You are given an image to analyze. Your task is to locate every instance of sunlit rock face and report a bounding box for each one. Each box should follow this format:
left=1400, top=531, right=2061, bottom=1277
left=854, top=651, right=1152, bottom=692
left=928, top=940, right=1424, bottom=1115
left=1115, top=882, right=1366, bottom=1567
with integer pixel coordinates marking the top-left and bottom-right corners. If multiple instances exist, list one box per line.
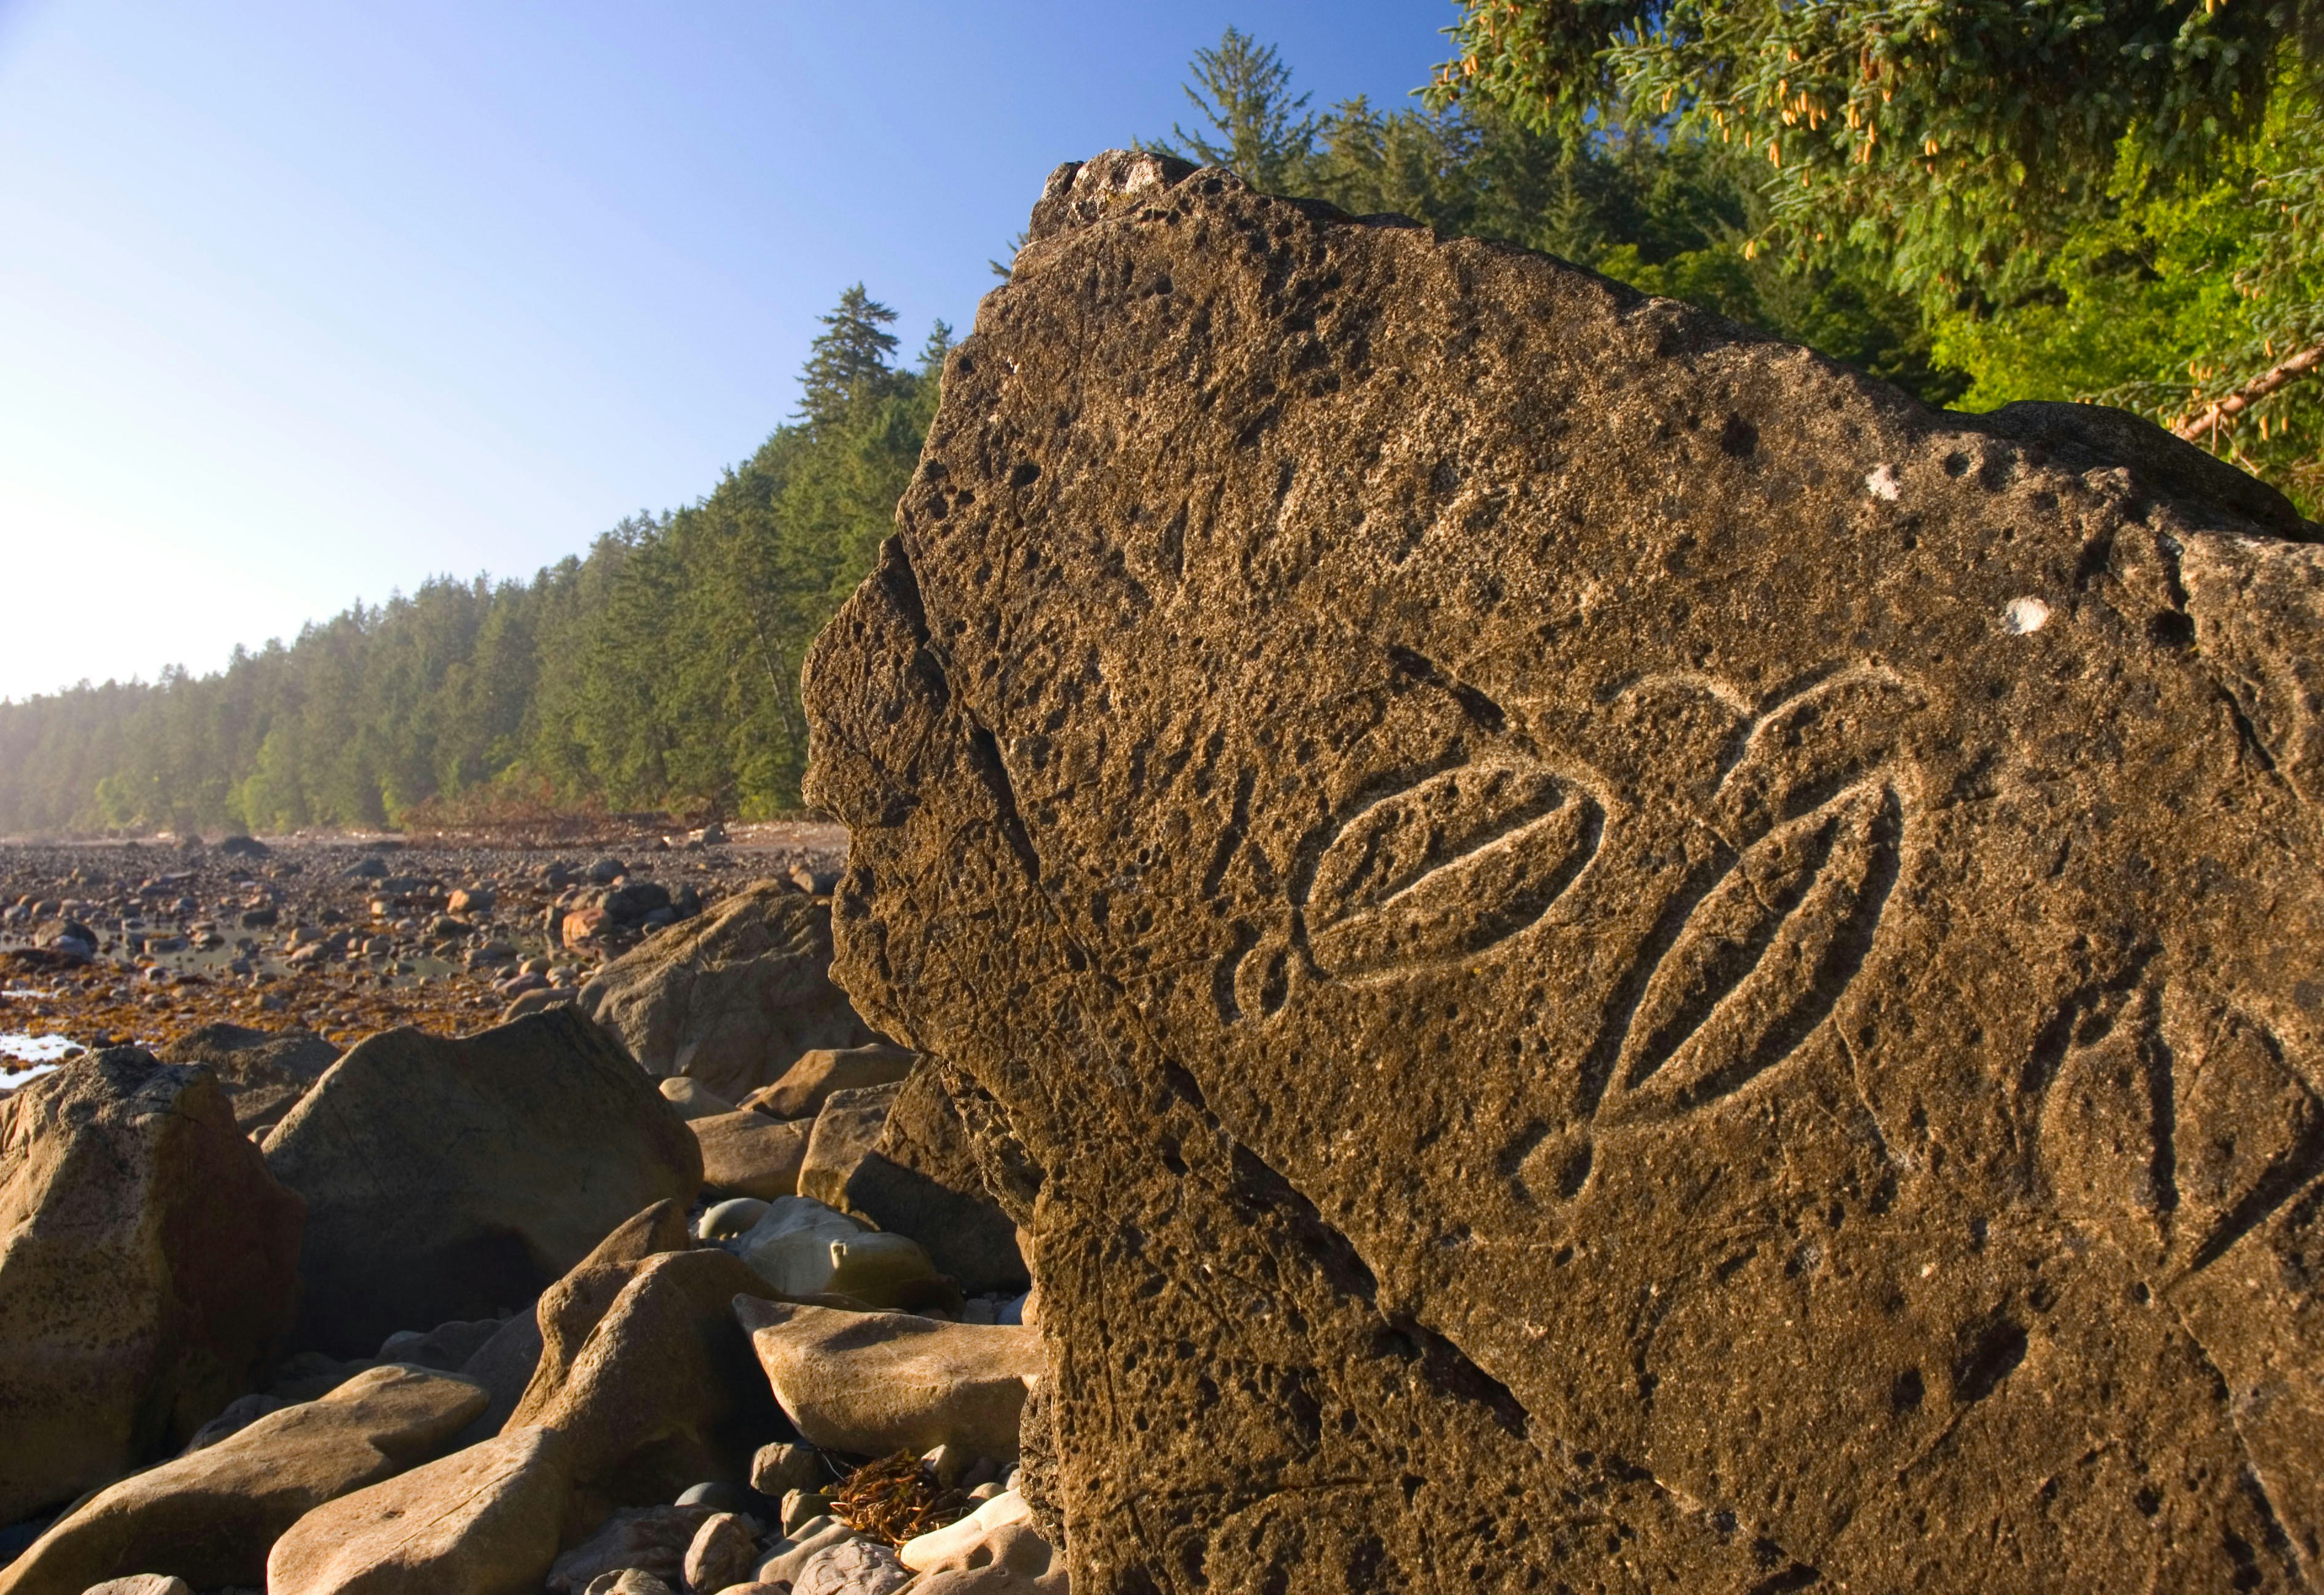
left=804, top=149, right=2324, bottom=1593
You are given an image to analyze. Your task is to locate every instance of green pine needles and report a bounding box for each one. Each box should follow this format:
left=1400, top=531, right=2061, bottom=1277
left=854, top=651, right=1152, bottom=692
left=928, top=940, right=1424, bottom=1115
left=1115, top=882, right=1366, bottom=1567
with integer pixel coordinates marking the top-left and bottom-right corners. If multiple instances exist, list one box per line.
left=1437, top=0, right=2323, bottom=505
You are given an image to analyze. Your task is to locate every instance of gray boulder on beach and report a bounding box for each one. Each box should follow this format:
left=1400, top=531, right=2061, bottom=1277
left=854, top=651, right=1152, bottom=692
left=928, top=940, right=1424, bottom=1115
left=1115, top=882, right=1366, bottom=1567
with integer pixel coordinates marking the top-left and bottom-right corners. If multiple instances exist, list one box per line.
left=262, top=1007, right=701, bottom=1358
left=576, top=882, right=879, bottom=1104
left=159, top=1023, right=339, bottom=1138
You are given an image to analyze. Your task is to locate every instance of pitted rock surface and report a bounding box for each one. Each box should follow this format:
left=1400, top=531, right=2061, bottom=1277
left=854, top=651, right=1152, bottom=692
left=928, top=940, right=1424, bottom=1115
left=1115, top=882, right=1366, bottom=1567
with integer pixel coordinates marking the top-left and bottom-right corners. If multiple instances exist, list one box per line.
left=802, top=151, right=2324, bottom=1592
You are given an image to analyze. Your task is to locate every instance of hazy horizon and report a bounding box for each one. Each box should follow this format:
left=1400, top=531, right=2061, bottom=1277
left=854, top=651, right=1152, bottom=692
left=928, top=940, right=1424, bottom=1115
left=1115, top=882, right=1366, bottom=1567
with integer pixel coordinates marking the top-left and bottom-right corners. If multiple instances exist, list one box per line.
left=0, top=0, right=1454, bottom=704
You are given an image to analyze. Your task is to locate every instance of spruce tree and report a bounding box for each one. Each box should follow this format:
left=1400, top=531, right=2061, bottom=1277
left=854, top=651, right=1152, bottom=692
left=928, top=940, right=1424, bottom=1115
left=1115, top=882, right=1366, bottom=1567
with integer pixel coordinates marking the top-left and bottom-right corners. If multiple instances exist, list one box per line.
left=796, top=284, right=902, bottom=431
left=1152, top=28, right=1322, bottom=195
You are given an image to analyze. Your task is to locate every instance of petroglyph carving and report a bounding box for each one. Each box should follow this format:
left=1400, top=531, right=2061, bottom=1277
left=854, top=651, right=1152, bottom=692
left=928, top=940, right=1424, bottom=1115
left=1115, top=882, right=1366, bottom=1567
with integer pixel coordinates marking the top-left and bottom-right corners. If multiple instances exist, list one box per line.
left=1219, top=669, right=1915, bottom=1139
left=1302, top=762, right=1604, bottom=981
left=2033, top=983, right=2324, bottom=1276
left=2175, top=1010, right=2324, bottom=1266
left=1554, top=669, right=1917, bottom=1153
left=800, top=157, right=2324, bottom=1588
left=1602, top=778, right=1902, bottom=1126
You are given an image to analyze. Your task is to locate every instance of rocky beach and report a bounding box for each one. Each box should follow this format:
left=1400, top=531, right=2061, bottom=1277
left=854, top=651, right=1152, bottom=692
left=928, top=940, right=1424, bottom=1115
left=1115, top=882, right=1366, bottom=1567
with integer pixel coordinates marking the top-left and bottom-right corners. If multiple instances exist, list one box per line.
left=0, top=824, right=845, bottom=1069
left=3, top=151, right=2322, bottom=1594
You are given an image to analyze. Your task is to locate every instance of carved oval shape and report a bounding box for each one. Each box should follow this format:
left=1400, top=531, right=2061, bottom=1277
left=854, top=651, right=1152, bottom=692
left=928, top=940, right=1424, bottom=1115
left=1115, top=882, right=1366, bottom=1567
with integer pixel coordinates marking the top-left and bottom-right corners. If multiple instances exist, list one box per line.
left=1713, top=668, right=1922, bottom=833
left=1603, top=780, right=1900, bottom=1124
left=2174, top=1009, right=2324, bottom=1273
left=1304, top=761, right=1602, bottom=981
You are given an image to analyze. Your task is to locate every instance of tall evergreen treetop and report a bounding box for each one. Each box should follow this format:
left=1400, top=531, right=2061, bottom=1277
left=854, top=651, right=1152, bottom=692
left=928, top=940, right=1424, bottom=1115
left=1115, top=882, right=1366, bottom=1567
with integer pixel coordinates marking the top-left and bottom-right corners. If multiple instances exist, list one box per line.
left=1433, top=0, right=2323, bottom=506
left=920, top=318, right=957, bottom=373
left=796, top=284, right=902, bottom=430
left=1153, top=27, right=1322, bottom=195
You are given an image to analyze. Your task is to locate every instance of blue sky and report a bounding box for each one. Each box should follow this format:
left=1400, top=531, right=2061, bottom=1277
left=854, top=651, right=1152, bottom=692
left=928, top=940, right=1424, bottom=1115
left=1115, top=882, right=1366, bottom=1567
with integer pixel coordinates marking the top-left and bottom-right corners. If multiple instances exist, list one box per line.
left=0, top=1, right=1456, bottom=701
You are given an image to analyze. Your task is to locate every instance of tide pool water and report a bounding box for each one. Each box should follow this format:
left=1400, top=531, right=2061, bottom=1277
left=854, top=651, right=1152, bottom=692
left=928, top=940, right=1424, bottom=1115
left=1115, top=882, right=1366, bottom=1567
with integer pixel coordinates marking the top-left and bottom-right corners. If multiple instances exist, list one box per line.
left=1, top=1022, right=76, bottom=1089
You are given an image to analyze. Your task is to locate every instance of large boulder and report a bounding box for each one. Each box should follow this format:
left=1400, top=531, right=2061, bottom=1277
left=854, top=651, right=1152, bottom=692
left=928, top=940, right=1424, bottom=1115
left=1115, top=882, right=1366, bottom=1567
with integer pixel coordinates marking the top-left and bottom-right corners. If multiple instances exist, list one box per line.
left=159, top=1024, right=339, bottom=1138
left=450, top=1199, right=694, bottom=1446
left=0, top=1364, right=485, bottom=1595
left=0, top=1050, right=303, bottom=1523
left=263, top=1007, right=701, bottom=1357
left=575, top=883, right=879, bottom=1103
left=799, top=150, right=2324, bottom=1591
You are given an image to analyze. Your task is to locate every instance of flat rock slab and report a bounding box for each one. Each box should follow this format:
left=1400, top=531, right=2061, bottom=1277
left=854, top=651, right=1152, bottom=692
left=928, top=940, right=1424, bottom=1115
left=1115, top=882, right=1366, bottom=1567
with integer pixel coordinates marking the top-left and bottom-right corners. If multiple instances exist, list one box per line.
left=265, top=1425, right=570, bottom=1595
left=801, top=151, right=2324, bottom=1591
left=693, top=1110, right=812, bottom=1202
left=745, top=1043, right=917, bottom=1121
left=736, top=1298, right=1039, bottom=1460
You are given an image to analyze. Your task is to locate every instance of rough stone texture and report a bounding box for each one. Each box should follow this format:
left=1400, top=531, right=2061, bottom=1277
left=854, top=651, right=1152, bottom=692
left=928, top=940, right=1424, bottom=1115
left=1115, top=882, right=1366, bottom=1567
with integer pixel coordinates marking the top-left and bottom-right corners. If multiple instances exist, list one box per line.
left=158, top=1024, right=340, bottom=1137
left=264, top=1424, right=570, bottom=1595
left=800, top=151, right=2324, bottom=1591
left=507, top=1248, right=788, bottom=1512
left=0, top=1050, right=304, bottom=1523
left=681, top=1511, right=762, bottom=1593
left=754, top=1519, right=857, bottom=1588
left=0, top=1365, right=485, bottom=1595
left=911, top=1522, right=1068, bottom=1595
left=789, top=1538, right=911, bottom=1595
left=750, top=1441, right=825, bottom=1498
left=582, top=1573, right=674, bottom=1595
left=263, top=1007, right=702, bottom=1357
left=576, top=883, right=879, bottom=1103
left=543, top=1505, right=714, bottom=1594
